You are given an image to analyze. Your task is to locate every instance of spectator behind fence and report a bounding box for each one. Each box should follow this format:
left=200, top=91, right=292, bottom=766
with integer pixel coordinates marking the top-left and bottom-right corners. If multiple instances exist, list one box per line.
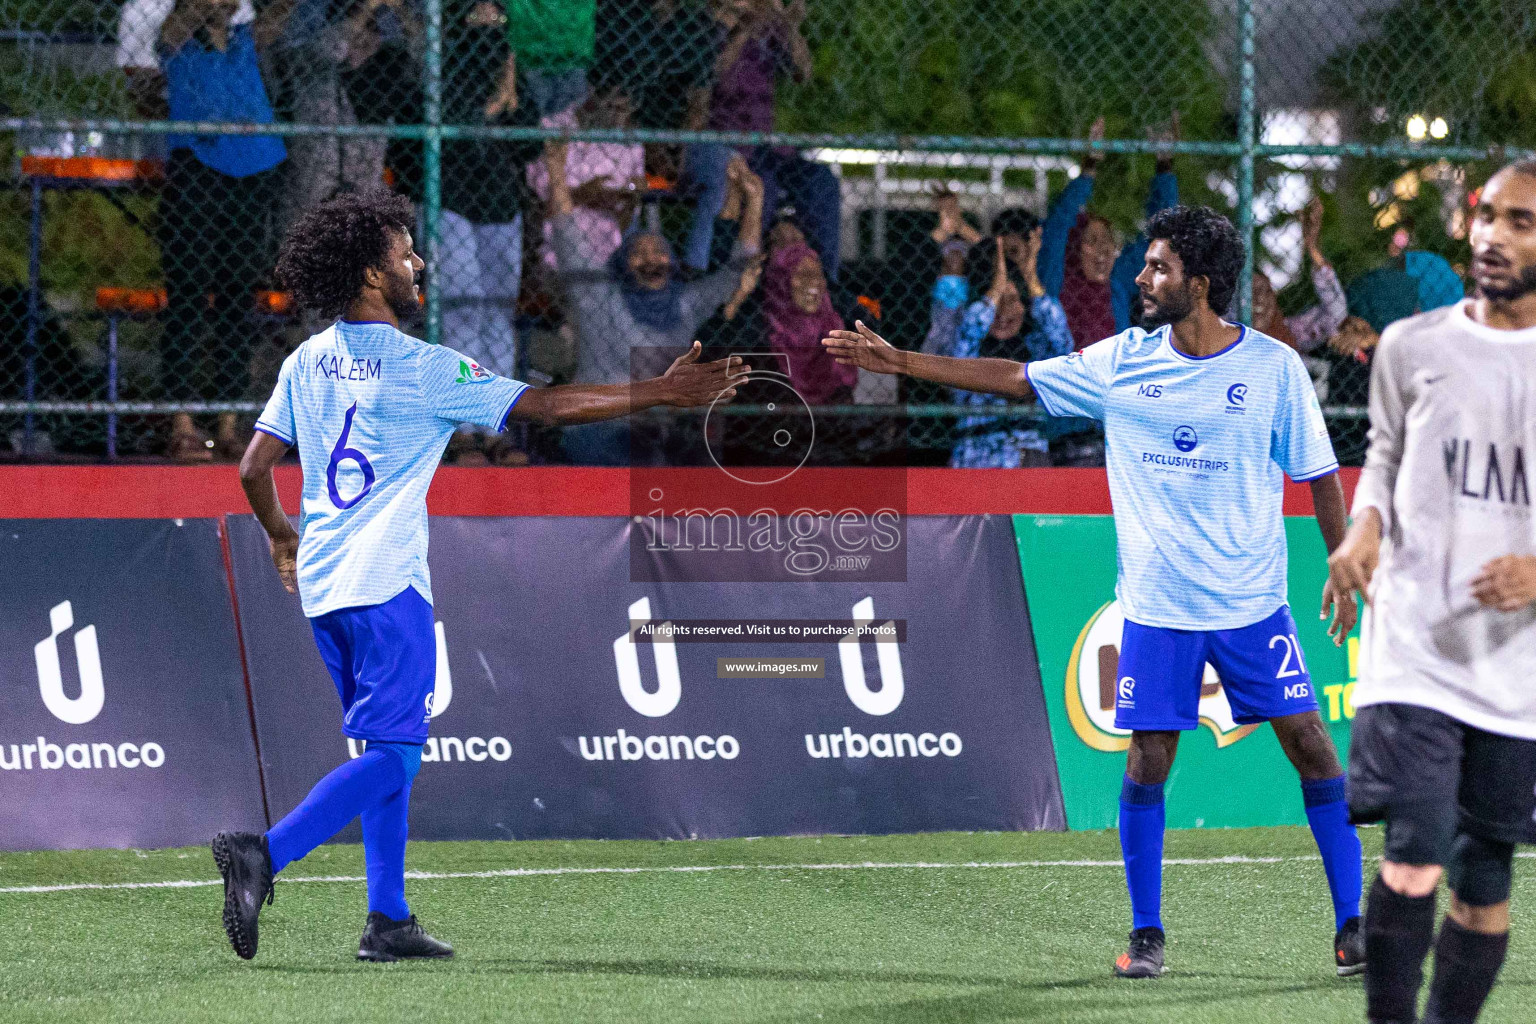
left=528, top=87, right=646, bottom=272
left=340, top=0, right=424, bottom=201
left=157, top=0, right=293, bottom=461
left=1246, top=197, right=1347, bottom=353
left=546, top=141, right=763, bottom=464
left=761, top=242, right=853, bottom=405
left=944, top=235, right=1073, bottom=468
left=679, top=0, right=840, bottom=280
left=1039, top=116, right=1116, bottom=349
left=592, top=0, right=717, bottom=178
left=1108, top=122, right=1182, bottom=332
left=119, top=0, right=255, bottom=118
left=920, top=188, right=982, bottom=355
left=499, top=0, right=594, bottom=121
left=440, top=0, right=543, bottom=385
left=274, top=0, right=387, bottom=228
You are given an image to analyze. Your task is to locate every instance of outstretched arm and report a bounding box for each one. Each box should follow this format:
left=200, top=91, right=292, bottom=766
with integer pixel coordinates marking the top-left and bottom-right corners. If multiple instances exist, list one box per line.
left=509, top=344, right=746, bottom=426
left=238, top=431, right=300, bottom=595
left=821, top=321, right=1034, bottom=400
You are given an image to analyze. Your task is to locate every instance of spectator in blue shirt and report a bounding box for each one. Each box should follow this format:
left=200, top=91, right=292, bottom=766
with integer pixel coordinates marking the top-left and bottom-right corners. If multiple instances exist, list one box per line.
left=157, top=0, right=294, bottom=460
left=941, top=235, right=1074, bottom=467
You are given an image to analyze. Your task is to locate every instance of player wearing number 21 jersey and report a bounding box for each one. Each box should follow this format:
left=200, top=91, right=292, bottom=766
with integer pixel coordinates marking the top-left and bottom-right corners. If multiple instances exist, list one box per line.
left=824, top=205, right=1366, bottom=981
left=210, top=189, right=746, bottom=963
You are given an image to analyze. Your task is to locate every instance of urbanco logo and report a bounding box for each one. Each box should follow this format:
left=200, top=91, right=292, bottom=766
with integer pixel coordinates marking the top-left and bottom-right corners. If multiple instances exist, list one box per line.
left=839, top=596, right=904, bottom=716
left=614, top=597, right=682, bottom=717
left=1, top=601, right=166, bottom=772
left=35, top=600, right=103, bottom=724
left=1064, top=600, right=1259, bottom=752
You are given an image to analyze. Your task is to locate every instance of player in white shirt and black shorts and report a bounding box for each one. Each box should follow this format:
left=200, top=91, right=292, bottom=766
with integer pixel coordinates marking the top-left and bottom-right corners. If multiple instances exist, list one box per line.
left=1328, top=160, right=1536, bottom=1024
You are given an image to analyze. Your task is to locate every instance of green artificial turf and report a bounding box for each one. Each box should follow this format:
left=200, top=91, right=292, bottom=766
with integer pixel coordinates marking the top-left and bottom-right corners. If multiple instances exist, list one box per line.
left=2, top=827, right=1532, bottom=1023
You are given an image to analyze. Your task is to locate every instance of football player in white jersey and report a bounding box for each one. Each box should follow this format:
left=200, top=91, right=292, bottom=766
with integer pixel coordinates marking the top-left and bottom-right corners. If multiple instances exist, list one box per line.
left=212, top=189, right=743, bottom=962
left=824, top=205, right=1365, bottom=979
left=1328, top=161, right=1536, bottom=1024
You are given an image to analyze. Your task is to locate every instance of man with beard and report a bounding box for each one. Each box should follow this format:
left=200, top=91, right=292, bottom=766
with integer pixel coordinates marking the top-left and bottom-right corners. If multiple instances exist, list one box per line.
left=210, top=189, right=743, bottom=962
left=823, top=205, right=1365, bottom=980
left=1327, top=162, right=1536, bottom=1024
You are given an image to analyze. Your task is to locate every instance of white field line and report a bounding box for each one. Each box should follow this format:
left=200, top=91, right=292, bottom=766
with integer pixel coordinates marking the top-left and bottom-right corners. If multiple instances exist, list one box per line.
left=6, top=851, right=1532, bottom=896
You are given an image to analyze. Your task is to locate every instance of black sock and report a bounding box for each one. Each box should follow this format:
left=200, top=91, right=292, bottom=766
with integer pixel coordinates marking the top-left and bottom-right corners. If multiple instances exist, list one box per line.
left=1422, top=917, right=1508, bottom=1024
left=1365, top=875, right=1438, bottom=1024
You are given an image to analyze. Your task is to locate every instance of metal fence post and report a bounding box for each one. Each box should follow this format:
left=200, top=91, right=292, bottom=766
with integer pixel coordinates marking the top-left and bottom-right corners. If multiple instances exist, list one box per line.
left=423, top=0, right=444, bottom=347
left=1236, top=0, right=1256, bottom=324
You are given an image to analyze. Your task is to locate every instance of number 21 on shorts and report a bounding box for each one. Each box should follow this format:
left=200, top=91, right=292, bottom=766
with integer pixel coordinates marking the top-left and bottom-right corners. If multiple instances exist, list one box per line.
left=1270, top=632, right=1308, bottom=679
left=328, top=402, right=376, bottom=509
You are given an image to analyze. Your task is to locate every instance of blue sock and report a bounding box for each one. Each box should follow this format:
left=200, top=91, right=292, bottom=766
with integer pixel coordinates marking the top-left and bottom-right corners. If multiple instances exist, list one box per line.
left=1302, top=775, right=1363, bottom=931
left=266, top=746, right=409, bottom=873
left=360, top=742, right=421, bottom=920
left=362, top=781, right=413, bottom=920
left=1119, top=776, right=1166, bottom=932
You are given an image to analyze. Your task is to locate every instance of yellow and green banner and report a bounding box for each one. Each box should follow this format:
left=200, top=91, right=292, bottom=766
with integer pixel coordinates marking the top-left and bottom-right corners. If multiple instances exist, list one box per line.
left=1014, top=514, right=1359, bottom=830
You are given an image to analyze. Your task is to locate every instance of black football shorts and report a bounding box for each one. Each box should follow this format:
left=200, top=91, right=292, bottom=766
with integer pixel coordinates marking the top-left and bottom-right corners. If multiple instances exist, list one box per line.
left=1347, top=701, right=1536, bottom=866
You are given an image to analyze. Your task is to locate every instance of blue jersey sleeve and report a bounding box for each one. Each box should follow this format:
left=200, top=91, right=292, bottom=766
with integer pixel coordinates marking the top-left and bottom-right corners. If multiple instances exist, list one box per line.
left=1025, top=334, right=1117, bottom=420
left=255, top=349, right=298, bottom=445
left=1271, top=351, right=1338, bottom=481
left=416, top=344, right=531, bottom=431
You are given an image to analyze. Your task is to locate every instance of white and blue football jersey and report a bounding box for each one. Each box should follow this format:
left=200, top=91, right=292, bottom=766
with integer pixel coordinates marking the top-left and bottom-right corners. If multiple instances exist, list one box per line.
left=1027, top=324, right=1337, bottom=630
left=256, top=320, right=529, bottom=617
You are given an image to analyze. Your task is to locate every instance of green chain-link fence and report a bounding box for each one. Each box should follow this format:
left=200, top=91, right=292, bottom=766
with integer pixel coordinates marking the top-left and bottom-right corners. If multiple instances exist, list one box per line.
left=1, top=0, right=1532, bottom=465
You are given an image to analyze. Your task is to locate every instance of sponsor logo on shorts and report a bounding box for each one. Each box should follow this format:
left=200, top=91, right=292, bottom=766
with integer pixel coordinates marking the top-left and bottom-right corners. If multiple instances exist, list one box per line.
left=1116, top=675, right=1135, bottom=708
left=1062, top=600, right=1261, bottom=752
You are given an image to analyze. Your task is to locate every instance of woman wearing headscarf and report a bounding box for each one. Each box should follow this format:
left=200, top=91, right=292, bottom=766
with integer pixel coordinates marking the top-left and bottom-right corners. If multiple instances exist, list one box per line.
left=760, top=242, right=854, bottom=405
left=943, top=234, right=1074, bottom=467
left=545, top=142, right=763, bottom=464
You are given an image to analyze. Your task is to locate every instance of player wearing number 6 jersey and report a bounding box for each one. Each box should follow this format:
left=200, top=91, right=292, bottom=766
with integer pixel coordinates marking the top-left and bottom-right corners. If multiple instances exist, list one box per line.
left=825, top=205, right=1365, bottom=980
left=212, top=189, right=744, bottom=962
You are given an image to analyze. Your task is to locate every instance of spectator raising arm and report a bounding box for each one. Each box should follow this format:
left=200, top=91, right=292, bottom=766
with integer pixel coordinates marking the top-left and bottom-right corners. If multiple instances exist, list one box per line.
left=680, top=160, right=766, bottom=322
left=1111, top=113, right=1181, bottom=331
left=1287, top=197, right=1349, bottom=352
left=1038, top=115, right=1104, bottom=297
left=774, top=0, right=813, bottom=83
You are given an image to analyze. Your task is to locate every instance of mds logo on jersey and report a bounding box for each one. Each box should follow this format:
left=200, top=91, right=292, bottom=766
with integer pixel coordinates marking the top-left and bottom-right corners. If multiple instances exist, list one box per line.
left=1063, top=600, right=1260, bottom=752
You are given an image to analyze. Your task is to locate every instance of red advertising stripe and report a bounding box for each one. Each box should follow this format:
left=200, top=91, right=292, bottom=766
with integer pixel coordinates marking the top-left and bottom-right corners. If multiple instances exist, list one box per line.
left=0, top=465, right=1356, bottom=518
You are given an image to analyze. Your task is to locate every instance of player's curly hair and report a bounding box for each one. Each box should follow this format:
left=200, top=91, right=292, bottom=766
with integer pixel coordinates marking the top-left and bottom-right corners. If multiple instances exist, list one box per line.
left=1144, top=205, right=1246, bottom=314
left=275, top=189, right=416, bottom=316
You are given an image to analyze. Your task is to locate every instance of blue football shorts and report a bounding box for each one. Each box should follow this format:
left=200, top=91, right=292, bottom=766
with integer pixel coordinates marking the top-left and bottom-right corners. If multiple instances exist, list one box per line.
left=309, top=585, right=436, bottom=744
left=1113, top=604, right=1320, bottom=732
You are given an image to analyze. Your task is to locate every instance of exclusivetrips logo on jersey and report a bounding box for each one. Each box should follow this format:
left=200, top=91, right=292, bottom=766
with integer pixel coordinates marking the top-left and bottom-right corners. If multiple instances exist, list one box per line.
left=1063, top=600, right=1259, bottom=752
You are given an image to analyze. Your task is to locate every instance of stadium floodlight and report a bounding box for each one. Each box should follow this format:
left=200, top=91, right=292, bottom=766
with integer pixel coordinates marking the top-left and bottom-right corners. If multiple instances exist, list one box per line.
left=1405, top=115, right=1429, bottom=141
left=1429, top=117, right=1449, bottom=140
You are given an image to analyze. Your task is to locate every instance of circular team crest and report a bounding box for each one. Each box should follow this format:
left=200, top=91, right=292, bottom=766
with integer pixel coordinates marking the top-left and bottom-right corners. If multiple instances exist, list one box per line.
left=1064, top=601, right=1261, bottom=752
